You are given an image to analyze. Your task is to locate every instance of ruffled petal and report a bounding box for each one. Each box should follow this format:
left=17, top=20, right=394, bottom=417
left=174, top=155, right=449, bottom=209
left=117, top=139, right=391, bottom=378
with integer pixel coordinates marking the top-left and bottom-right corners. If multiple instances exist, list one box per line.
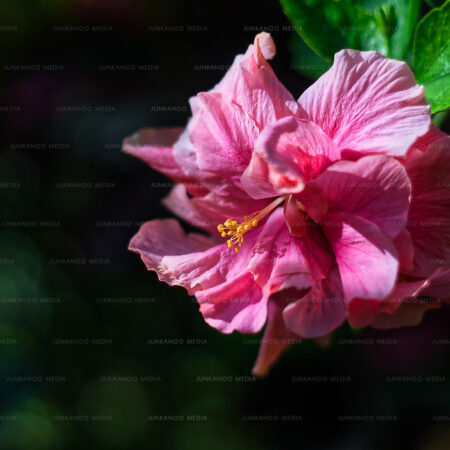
left=241, top=117, right=338, bottom=199
left=196, top=272, right=266, bottom=334
left=354, top=278, right=440, bottom=330
left=405, top=137, right=450, bottom=277
left=371, top=299, right=440, bottom=329
left=283, top=267, right=346, bottom=338
left=248, top=208, right=334, bottom=296
left=298, top=50, right=430, bottom=157
left=171, top=126, right=219, bottom=196
left=129, top=219, right=222, bottom=294
left=337, top=275, right=426, bottom=329
left=211, top=32, right=299, bottom=128
left=252, top=300, right=300, bottom=378
left=188, top=92, right=259, bottom=177
left=248, top=208, right=313, bottom=294
left=240, top=152, right=302, bottom=199
left=322, top=212, right=398, bottom=301
left=315, top=155, right=411, bottom=239
left=123, top=127, right=188, bottom=181
left=378, top=279, right=431, bottom=315
left=162, top=184, right=268, bottom=234
left=370, top=269, right=449, bottom=330
left=129, top=219, right=267, bottom=334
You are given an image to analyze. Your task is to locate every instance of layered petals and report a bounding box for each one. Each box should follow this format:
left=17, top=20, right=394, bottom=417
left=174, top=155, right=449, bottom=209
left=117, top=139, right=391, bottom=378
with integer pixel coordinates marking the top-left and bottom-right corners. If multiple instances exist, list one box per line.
left=283, top=267, right=346, bottom=338
left=241, top=117, right=339, bottom=199
left=188, top=92, right=259, bottom=177
left=298, top=49, right=430, bottom=157
left=129, top=219, right=267, bottom=334
left=240, top=152, right=300, bottom=199
left=371, top=299, right=441, bottom=329
left=129, top=219, right=221, bottom=294
left=349, top=278, right=439, bottom=329
left=323, top=213, right=398, bottom=301
left=404, top=137, right=450, bottom=277
left=162, top=184, right=268, bottom=234
left=126, top=33, right=450, bottom=376
left=315, top=155, right=411, bottom=239
left=211, top=32, right=299, bottom=127
left=248, top=208, right=313, bottom=295
left=249, top=208, right=334, bottom=293
left=196, top=272, right=266, bottom=334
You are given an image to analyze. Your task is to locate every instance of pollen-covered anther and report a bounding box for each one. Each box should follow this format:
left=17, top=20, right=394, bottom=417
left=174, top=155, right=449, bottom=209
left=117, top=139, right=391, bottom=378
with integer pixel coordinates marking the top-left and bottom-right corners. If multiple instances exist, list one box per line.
left=217, top=196, right=286, bottom=252
left=218, top=215, right=258, bottom=252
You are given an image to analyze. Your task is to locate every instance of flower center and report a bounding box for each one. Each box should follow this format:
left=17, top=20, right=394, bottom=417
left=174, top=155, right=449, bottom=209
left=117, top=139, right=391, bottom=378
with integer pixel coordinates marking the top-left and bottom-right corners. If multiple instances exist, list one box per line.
left=217, top=196, right=286, bottom=251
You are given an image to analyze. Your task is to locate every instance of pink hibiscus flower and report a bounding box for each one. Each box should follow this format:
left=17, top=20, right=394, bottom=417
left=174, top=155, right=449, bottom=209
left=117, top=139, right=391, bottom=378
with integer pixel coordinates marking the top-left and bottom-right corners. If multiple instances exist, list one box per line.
left=124, top=33, right=450, bottom=376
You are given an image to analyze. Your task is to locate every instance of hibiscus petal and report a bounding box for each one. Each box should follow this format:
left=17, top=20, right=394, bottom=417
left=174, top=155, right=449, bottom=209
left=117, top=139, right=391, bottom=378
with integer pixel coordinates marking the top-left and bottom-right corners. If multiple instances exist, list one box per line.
left=252, top=300, right=300, bottom=378
left=323, top=212, right=398, bottom=301
left=371, top=299, right=441, bottom=329
left=188, top=92, right=259, bottom=177
left=283, top=195, right=307, bottom=238
left=283, top=268, right=346, bottom=338
left=378, top=279, right=431, bottom=315
left=419, top=268, right=450, bottom=299
left=405, top=137, right=450, bottom=277
left=294, top=182, right=328, bottom=223
left=393, top=229, right=414, bottom=271
left=315, top=155, right=411, bottom=239
left=129, top=219, right=221, bottom=294
left=211, top=32, right=299, bottom=127
left=298, top=49, right=430, bottom=157
left=258, top=116, right=338, bottom=181
left=346, top=298, right=382, bottom=329
left=212, top=32, right=274, bottom=94
left=171, top=125, right=204, bottom=180
left=130, top=219, right=267, bottom=334
left=241, top=117, right=338, bottom=199
left=353, top=277, right=440, bottom=329
left=248, top=208, right=333, bottom=296
left=248, top=208, right=312, bottom=292
left=123, top=127, right=188, bottom=181
left=129, top=218, right=258, bottom=294
left=196, top=272, right=266, bottom=334
left=162, top=184, right=268, bottom=234
left=241, top=153, right=303, bottom=199
left=412, top=124, right=447, bottom=153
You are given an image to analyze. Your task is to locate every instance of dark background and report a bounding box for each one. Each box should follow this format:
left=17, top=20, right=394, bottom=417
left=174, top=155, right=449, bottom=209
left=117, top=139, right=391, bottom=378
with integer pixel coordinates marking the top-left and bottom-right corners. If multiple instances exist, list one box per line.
left=1, top=0, right=450, bottom=449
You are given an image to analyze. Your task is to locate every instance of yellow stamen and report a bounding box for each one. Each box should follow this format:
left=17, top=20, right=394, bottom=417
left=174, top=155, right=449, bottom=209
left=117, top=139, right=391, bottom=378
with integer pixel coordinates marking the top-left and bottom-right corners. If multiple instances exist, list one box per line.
left=217, top=196, right=286, bottom=251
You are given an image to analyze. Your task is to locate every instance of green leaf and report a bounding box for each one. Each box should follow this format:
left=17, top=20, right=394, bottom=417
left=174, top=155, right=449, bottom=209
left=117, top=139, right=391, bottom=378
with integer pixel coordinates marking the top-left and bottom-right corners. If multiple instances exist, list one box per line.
left=288, top=33, right=331, bottom=79
left=280, top=0, right=385, bottom=62
left=360, top=0, right=421, bottom=60
left=280, top=0, right=421, bottom=62
left=425, top=0, right=446, bottom=8
left=413, top=0, right=450, bottom=113
left=432, top=109, right=449, bottom=127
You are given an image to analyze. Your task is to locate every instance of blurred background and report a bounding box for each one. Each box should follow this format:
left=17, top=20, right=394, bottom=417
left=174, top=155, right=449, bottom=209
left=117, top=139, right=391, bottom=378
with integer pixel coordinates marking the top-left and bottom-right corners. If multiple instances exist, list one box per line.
left=1, top=0, right=450, bottom=449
